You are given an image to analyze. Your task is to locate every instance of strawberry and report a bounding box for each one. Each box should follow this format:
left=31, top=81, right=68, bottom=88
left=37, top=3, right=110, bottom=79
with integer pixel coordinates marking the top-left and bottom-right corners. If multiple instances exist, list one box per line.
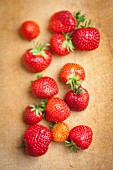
left=72, top=27, right=100, bottom=51
left=22, top=43, right=52, bottom=72
left=72, top=16, right=100, bottom=51
left=31, top=76, right=59, bottom=99
left=65, top=125, right=93, bottom=151
left=49, top=10, right=76, bottom=33
left=24, top=101, right=46, bottom=125
left=23, top=124, right=52, bottom=156
left=20, top=21, right=40, bottom=40
left=46, top=97, right=70, bottom=122
left=50, top=33, right=74, bottom=56
left=60, top=63, right=85, bottom=90
left=51, top=122, right=69, bottom=142
left=65, top=86, right=89, bottom=111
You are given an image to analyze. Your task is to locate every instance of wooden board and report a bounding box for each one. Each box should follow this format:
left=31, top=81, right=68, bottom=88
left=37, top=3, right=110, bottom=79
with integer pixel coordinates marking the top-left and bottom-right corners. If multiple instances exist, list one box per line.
left=0, top=0, right=113, bottom=170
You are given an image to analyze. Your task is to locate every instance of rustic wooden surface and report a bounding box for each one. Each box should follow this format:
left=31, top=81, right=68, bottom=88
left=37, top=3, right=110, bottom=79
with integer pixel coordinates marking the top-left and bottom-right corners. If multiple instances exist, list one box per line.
left=0, top=0, right=113, bottom=170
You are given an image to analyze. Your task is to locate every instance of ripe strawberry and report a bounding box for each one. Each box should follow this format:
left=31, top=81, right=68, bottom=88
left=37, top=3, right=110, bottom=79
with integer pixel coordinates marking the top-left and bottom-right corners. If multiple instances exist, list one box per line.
left=22, top=44, right=52, bottom=72
left=50, top=33, right=74, bottom=56
left=60, top=63, right=85, bottom=90
left=46, top=97, right=70, bottom=122
left=65, top=86, right=89, bottom=111
left=20, top=21, right=40, bottom=40
left=51, top=122, right=69, bottom=142
left=24, top=101, right=46, bottom=125
left=31, top=76, right=59, bottom=99
left=24, top=124, right=52, bottom=156
left=65, top=125, right=93, bottom=151
left=49, top=10, right=76, bottom=33
left=72, top=25, right=100, bottom=51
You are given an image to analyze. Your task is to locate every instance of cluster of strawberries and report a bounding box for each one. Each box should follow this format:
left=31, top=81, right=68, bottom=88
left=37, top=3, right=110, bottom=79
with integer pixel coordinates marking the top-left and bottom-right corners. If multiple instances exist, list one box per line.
left=20, top=10, right=100, bottom=157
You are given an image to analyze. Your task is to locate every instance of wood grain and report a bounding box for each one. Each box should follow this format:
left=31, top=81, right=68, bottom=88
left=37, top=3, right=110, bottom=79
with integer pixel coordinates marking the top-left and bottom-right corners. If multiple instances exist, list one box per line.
left=0, top=0, right=113, bottom=170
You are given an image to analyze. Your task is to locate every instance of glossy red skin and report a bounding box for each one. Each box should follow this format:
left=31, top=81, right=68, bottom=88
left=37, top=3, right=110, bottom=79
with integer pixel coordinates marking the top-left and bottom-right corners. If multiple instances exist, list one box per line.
left=72, top=27, right=100, bottom=51
left=65, top=88, right=89, bottom=111
left=69, top=125, right=93, bottom=150
left=24, top=124, right=52, bottom=156
left=50, top=34, right=70, bottom=56
left=49, top=10, right=76, bottom=33
left=20, top=21, right=40, bottom=40
left=24, top=106, right=43, bottom=125
left=60, top=63, right=85, bottom=83
left=46, top=97, right=71, bottom=122
left=31, top=77, right=59, bottom=99
left=22, top=49, right=52, bottom=72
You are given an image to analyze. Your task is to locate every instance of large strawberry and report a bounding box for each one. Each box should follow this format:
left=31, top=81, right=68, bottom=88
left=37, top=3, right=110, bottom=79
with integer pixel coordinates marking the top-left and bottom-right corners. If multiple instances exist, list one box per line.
left=50, top=33, right=74, bottom=56
left=46, top=97, right=70, bottom=122
left=72, top=19, right=100, bottom=51
left=51, top=122, right=69, bottom=142
left=22, top=44, right=52, bottom=72
left=60, top=63, right=85, bottom=90
left=49, top=10, right=76, bottom=33
left=24, top=101, right=46, bottom=125
left=65, top=86, right=89, bottom=111
left=31, top=76, right=59, bottom=99
left=65, top=125, right=93, bottom=151
left=20, top=20, right=40, bottom=40
left=23, top=124, right=52, bottom=156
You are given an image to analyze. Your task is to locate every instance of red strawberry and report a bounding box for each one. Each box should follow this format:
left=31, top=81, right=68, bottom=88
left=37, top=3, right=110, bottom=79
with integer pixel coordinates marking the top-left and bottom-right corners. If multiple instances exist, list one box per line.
left=46, top=97, right=70, bottom=122
left=49, top=10, right=76, bottom=33
left=24, top=124, right=52, bottom=156
left=50, top=33, right=74, bottom=56
left=20, top=21, right=40, bottom=40
left=31, top=76, right=59, bottom=99
left=24, top=102, right=46, bottom=125
left=22, top=44, right=52, bottom=72
left=60, top=63, right=85, bottom=90
left=72, top=27, right=100, bottom=51
left=65, top=87, right=89, bottom=111
left=65, top=125, right=93, bottom=151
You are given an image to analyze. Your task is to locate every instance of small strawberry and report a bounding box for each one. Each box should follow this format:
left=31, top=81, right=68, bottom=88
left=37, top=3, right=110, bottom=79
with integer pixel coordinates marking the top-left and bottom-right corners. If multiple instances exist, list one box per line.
left=31, top=76, right=59, bottom=99
left=20, top=21, right=40, bottom=40
left=65, top=86, right=89, bottom=111
left=51, top=122, right=69, bottom=142
left=22, top=43, right=52, bottom=72
left=23, top=124, right=52, bottom=156
left=65, top=125, right=93, bottom=151
left=49, top=10, right=76, bottom=33
left=46, top=97, right=70, bottom=122
left=24, top=101, right=46, bottom=125
left=60, top=63, right=85, bottom=90
left=50, top=33, right=74, bottom=56
left=72, top=18, right=100, bottom=51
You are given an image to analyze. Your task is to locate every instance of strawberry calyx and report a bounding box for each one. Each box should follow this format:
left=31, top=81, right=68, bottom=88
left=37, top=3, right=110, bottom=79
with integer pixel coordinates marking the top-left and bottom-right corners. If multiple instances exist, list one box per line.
left=80, top=19, right=92, bottom=28
left=30, top=101, right=47, bottom=116
left=66, top=75, right=83, bottom=92
left=74, top=11, right=92, bottom=29
left=30, top=43, right=50, bottom=58
left=62, top=33, right=75, bottom=51
left=74, top=11, right=85, bottom=28
left=65, top=140, right=82, bottom=152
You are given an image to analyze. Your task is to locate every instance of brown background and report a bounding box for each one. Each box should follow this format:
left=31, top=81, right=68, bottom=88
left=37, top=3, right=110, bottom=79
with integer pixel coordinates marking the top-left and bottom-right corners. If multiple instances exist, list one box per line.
left=0, top=0, right=113, bottom=170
